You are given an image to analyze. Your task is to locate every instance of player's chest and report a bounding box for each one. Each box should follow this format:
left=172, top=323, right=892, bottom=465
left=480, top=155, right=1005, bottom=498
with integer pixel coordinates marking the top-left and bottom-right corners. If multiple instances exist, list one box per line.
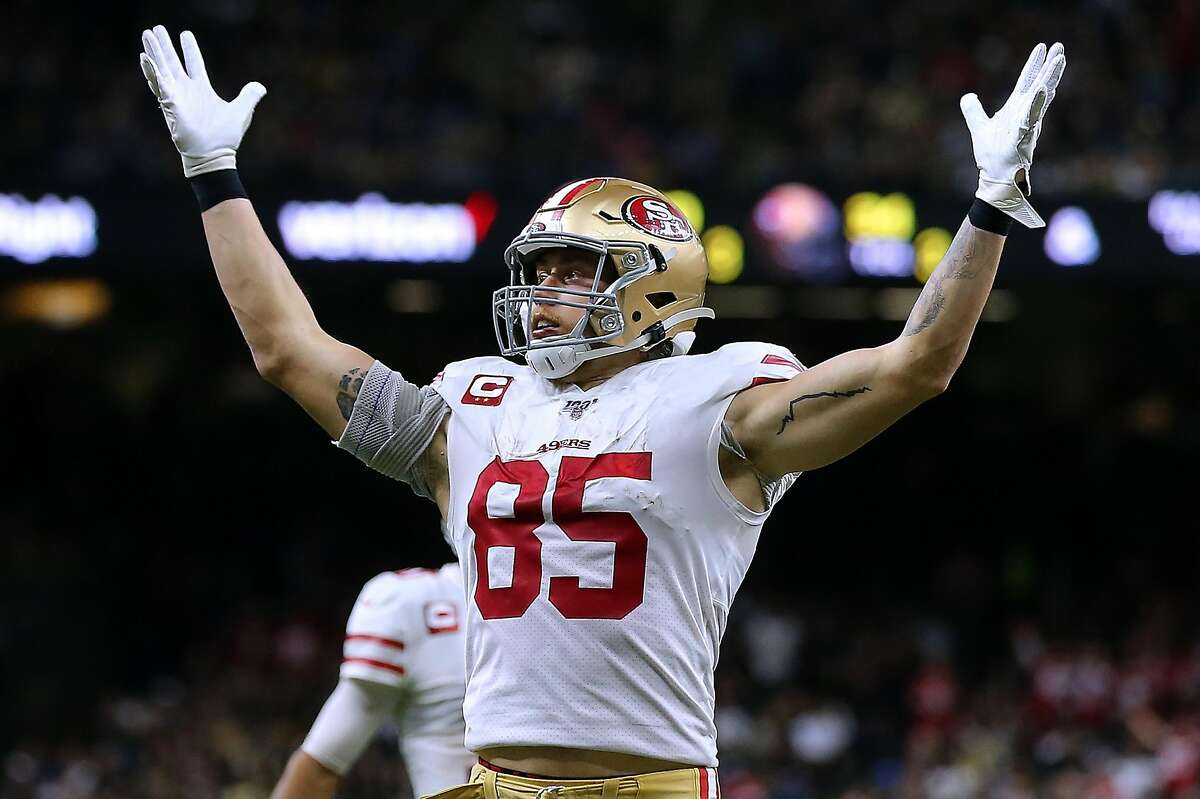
left=469, top=388, right=659, bottom=461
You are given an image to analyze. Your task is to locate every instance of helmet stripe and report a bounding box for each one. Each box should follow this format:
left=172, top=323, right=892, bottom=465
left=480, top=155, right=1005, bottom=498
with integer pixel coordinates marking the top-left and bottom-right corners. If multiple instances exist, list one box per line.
left=550, top=178, right=605, bottom=220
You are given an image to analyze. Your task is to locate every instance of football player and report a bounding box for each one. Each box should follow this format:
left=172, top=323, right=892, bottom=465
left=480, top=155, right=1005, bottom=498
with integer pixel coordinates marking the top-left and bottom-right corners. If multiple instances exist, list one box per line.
left=140, top=25, right=1065, bottom=799
left=271, top=564, right=473, bottom=799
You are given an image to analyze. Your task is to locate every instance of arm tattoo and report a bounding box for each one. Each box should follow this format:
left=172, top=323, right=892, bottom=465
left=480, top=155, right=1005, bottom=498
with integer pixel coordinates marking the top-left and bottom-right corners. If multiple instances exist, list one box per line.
left=904, top=276, right=946, bottom=337
left=903, top=228, right=980, bottom=337
left=337, top=367, right=366, bottom=421
left=777, top=386, right=872, bottom=435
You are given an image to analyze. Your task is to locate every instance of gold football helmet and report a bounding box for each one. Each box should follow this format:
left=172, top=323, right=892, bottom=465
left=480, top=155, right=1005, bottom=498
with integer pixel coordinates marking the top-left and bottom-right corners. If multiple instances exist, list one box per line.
left=494, top=177, right=715, bottom=378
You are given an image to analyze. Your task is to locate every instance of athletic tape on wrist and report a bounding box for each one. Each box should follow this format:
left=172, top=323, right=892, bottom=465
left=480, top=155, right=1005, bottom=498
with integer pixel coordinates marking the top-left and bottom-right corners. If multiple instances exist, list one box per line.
left=190, top=169, right=248, bottom=212
left=968, top=198, right=1013, bottom=236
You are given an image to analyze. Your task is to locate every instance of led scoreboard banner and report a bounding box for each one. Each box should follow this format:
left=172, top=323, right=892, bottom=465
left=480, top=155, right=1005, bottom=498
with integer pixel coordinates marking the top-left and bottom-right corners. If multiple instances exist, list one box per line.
left=1, top=183, right=1198, bottom=285
left=747, top=183, right=1200, bottom=285
left=0, top=194, right=97, bottom=264
left=277, top=192, right=498, bottom=263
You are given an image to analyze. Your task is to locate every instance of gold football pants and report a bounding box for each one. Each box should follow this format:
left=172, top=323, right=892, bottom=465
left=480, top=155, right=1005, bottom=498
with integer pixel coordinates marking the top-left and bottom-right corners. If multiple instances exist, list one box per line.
left=423, top=761, right=720, bottom=799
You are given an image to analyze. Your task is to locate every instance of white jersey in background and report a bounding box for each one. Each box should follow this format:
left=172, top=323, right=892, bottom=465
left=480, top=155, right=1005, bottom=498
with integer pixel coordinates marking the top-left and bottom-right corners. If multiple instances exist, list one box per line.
left=302, top=564, right=474, bottom=797
left=428, top=342, right=804, bottom=766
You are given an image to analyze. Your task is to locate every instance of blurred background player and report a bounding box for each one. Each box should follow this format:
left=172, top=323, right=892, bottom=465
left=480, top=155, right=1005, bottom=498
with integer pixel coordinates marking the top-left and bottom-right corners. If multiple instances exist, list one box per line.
left=137, top=22, right=1065, bottom=793
left=271, top=564, right=473, bottom=799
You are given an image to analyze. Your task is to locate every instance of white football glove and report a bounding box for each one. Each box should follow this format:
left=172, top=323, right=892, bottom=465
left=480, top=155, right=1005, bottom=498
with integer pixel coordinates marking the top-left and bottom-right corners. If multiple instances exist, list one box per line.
left=139, top=25, right=266, bottom=177
left=960, top=42, right=1066, bottom=228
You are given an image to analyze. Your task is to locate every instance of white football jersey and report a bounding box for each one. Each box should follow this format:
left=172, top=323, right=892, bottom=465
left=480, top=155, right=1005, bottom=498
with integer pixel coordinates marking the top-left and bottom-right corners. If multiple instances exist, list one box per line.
left=429, top=342, right=804, bottom=766
left=342, top=564, right=475, bottom=797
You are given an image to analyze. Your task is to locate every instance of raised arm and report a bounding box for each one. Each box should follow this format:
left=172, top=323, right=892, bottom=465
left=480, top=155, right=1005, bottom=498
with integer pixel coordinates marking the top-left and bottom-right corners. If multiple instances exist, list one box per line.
left=139, top=25, right=372, bottom=438
left=197, top=197, right=373, bottom=437
left=728, top=42, right=1066, bottom=478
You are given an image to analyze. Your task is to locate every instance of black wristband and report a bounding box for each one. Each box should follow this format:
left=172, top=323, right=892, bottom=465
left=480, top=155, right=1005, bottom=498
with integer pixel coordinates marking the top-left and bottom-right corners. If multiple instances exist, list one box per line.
left=968, top=198, right=1013, bottom=236
left=190, top=169, right=248, bottom=212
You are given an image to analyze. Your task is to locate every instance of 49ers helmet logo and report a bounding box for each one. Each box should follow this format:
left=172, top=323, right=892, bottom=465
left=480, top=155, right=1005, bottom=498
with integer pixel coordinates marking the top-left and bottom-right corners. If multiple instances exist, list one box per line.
left=621, top=196, right=694, bottom=242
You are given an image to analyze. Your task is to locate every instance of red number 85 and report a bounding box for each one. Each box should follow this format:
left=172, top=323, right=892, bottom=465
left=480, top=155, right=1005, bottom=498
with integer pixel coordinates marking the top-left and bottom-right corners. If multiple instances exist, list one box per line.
left=467, top=453, right=651, bottom=620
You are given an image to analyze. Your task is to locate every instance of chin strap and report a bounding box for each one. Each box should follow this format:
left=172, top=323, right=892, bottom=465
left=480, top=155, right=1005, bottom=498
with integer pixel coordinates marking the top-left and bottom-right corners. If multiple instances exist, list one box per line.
left=525, top=307, right=715, bottom=379
left=644, top=307, right=713, bottom=351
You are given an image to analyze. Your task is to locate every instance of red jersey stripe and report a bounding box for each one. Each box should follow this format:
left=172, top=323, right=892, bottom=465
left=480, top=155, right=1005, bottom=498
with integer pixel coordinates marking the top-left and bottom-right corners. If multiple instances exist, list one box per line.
left=761, top=354, right=803, bottom=371
left=345, top=633, right=405, bottom=650
left=343, top=656, right=406, bottom=675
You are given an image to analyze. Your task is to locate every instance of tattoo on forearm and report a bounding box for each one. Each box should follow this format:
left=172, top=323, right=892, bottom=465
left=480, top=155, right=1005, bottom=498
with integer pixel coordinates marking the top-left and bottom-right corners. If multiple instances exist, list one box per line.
left=903, top=228, right=980, bottom=337
left=904, top=276, right=946, bottom=336
left=337, top=367, right=366, bottom=421
left=777, top=386, right=872, bottom=435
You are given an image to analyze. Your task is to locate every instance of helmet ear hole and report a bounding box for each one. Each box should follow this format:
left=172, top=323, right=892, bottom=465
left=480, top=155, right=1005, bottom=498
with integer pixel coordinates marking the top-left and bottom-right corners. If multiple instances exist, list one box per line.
left=632, top=310, right=642, bottom=322
left=646, top=291, right=677, bottom=309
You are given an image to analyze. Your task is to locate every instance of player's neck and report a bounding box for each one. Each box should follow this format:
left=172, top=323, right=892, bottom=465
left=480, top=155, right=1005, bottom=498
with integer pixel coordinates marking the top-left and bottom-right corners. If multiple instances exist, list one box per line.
left=558, top=349, right=649, bottom=391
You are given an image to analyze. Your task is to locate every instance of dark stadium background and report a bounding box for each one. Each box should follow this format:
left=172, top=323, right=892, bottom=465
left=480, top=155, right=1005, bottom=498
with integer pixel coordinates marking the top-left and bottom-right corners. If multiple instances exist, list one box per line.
left=3, top=1, right=1199, bottom=797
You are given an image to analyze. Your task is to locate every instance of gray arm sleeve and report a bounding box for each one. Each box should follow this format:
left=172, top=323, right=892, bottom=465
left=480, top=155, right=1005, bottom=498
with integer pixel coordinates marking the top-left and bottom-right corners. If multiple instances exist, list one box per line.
left=336, top=361, right=449, bottom=500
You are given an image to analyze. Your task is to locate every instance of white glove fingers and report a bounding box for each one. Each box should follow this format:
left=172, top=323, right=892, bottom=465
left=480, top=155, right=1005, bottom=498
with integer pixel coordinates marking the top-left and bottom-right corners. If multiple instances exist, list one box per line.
left=970, top=43, right=1063, bottom=228
left=233, top=81, right=268, bottom=117
left=1032, top=44, right=1065, bottom=92
left=1030, top=53, right=1066, bottom=134
left=139, top=53, right=163, bottom=98
left=1041, top=53, right=1067, bottom=97
left=141, top=29, right=175, bottom=91
left=152, top=25, right=187, bottom=81
left=1014, top=42, right=1047, bottom=95
left=179, top=31, right=209, bottom=84
left=139, top=24, right=261, bottom=177
left=959, top=92, right=989, bottom=138
left=1045, top=42, right=1065, bottom=67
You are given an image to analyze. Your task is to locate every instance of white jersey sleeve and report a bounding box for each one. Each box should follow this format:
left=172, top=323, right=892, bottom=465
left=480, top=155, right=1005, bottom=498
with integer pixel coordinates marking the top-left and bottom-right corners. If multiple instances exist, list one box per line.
left=301, top=678, right=400, bottom=776
left=341, top=571, right=420, bottom=687
left=701, top=342, right=807, bottom=516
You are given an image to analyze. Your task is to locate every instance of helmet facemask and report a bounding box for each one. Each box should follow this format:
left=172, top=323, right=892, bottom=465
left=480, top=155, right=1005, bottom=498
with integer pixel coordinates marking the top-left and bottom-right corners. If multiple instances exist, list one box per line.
left=493, top=233, right=666, bottom=378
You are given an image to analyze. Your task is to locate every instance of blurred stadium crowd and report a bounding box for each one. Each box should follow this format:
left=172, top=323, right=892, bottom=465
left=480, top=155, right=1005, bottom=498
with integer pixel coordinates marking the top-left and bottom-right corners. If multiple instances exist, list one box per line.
left=8, top=560, right=1200, bottom=799
left=3, top=299, right=1197, bottom=798
left=6, top=0, right=1199, bottom=196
